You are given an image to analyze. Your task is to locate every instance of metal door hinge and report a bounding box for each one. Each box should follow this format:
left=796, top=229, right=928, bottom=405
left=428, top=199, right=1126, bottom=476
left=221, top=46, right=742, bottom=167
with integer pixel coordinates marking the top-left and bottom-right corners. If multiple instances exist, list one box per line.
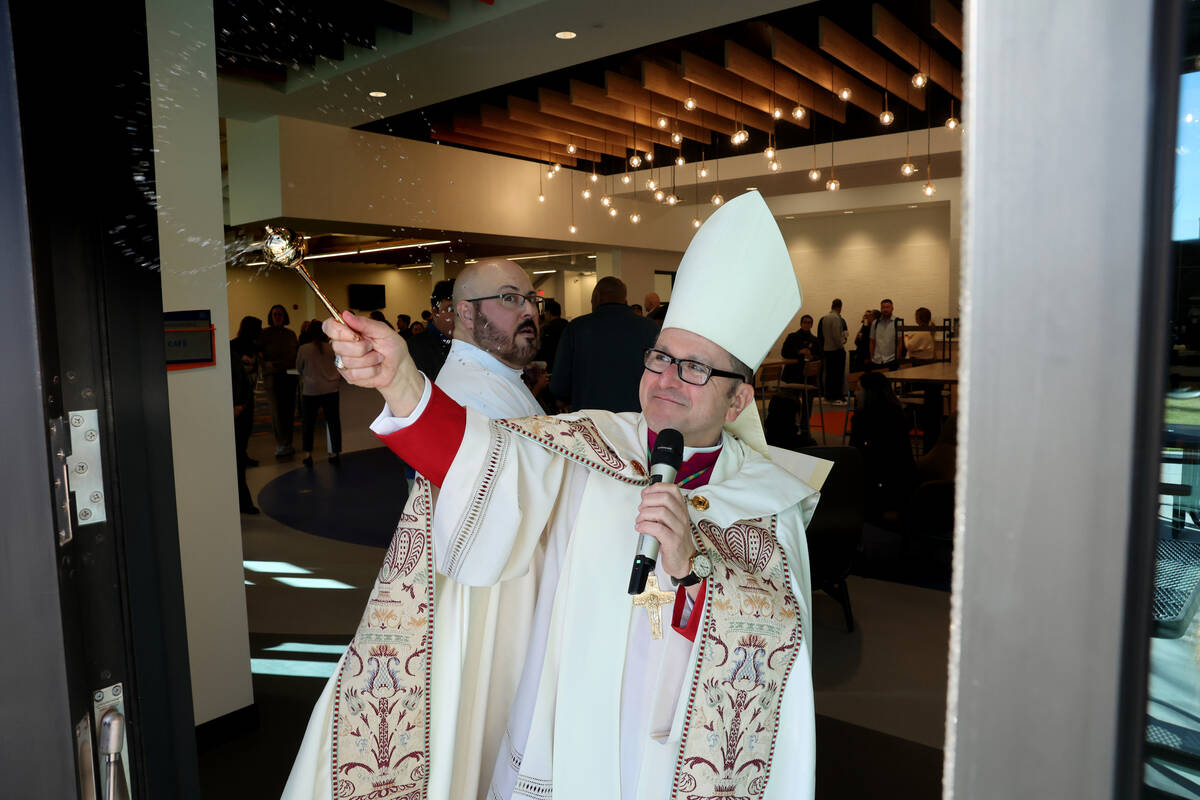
left=48, top=417, right=73, bottom=546
left=66, top=409, right=106, bottom=526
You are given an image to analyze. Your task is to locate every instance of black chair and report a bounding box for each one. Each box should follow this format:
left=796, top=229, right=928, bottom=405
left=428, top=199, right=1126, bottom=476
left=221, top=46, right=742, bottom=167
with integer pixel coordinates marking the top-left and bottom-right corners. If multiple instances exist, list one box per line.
left=800, top=446, right=865, bottom=632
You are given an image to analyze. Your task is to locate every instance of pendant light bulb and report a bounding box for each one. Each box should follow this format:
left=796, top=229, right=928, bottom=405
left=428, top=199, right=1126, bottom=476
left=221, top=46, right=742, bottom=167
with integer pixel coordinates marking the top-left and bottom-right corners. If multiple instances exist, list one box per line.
left=792, top=105, right=806, bottom=120
left=546, top=169, right=555, bottom=180
left=590, top=172, right=599, bottom=183
left=622, top=174, right=631, bottom=184
left=808, top=168, right=821, bottom=182
left=671, top=132, right=682, bottom=145
left=699, top=166, right=708, bottom=178
left=769, top=159, right=782, bottom=172
left=764, top=146, right=775, bottom=160
left=923, top=181, right=936, bottom=196
left=601, top=195, right=611, bottom=207
left=629, top=154, right=642, bottom=168
left=657, top=117, right=668, bottom=128
left=569, top=224, right=577, bottom=234
left=566, top=143, right=577, bottom=154
left=684, top=97, right=697, bottom=111
left=900, top=161, right=916, bottom=177
left=552, top=162, right=561, bottom=173
left=654, top=188, right=665, bottom=202
left=675, top=155, right=686, bottom=167
left=773, top=107, right=783, bottom=119
left=646, top=178, right=657, bottom=191
left=912, top=71, right=928, bottom=88
left=880, top=109, right=895, bottom=125
left=826, top=177, right=840, bottom=192
left=537, top=193, right=545, bottom=203
left=644, top=151, right=653, bottom=163
left=711, top=193, right=724, bottom=206
left=666, top=194, right=678, bottom=206
left=692, top=217, right=701, bottom=229
left=629, top=212, right=640, bottom=224
left=609, top=206, right=619, bottom=217
left=946, top=116, right=959, bottom=130
left=582, top=188, right=591, bottom=199
left=839, top=87, right=852, bottom=101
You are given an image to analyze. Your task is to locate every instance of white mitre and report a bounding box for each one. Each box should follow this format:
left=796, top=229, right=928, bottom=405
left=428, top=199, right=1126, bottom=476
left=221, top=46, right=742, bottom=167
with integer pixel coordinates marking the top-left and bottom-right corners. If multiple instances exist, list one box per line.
left=662, top=190, right=802, bottom=455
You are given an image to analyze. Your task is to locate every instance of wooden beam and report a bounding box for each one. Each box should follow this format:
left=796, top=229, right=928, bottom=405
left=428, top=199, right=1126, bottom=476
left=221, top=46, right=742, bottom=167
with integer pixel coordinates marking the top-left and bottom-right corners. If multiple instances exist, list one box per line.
left=930, top=0, right=964, bottom=50
left=816, top=17, right=926, bottom=110
left=681, top=50, right=842, bottom=127
left=452, top=116, right=604, bottom=162
left=739, top=35, right=881, bottom=116
left=507, top=97, right=653, bottom=153
left=479, top=105, right=629, bottom=157
left=569, top=80, right=710, bottom=144
left=721, top=41, right=845, bottom=122
left=604, top=71, right=737, bottom=136
left=872, top=4, right=962, bottom=98
left=538, top=88, right=676, bottom=148
left=640, top=60, right=779, bottom=132
left=427, top=125, right=578, bottom=166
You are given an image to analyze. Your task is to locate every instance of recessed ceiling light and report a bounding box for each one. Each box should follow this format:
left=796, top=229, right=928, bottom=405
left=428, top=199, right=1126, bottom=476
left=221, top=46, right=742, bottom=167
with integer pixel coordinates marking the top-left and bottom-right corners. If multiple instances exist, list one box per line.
left=368, top=90, right=387, bottom=98
left=843, top=210, right=855, bottom=214
left=785, top=216, right=795, bottom=220
left=908, top=204, right=919, bottom=208
left=555, top=31, right=577, bottom=39
left=746, top=186, right=757, bottom=191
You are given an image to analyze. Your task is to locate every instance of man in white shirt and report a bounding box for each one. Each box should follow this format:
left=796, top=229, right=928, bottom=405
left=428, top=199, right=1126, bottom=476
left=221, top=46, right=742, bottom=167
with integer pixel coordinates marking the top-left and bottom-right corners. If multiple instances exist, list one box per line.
left=869, top=297, right=902, bottom=370
left=284, top=258, right=547, bottom=800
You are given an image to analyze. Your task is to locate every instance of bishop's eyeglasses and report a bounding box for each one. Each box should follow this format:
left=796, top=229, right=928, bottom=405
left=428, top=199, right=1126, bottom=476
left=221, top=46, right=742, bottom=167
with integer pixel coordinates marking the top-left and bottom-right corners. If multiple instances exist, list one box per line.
left=642, top=348, right=748, bottom=386
left=464, top=292, right=545, bottom=312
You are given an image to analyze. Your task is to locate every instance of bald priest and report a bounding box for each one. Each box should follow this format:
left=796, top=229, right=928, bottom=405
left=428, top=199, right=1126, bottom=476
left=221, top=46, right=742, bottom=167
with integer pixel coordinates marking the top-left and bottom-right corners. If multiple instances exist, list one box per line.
left=285, top=192, right=822, bottom=800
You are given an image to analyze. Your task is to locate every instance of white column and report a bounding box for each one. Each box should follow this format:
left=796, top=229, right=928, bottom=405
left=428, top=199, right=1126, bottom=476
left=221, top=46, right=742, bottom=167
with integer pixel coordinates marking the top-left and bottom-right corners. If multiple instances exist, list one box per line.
left=145, top=0, right=253, bottom=725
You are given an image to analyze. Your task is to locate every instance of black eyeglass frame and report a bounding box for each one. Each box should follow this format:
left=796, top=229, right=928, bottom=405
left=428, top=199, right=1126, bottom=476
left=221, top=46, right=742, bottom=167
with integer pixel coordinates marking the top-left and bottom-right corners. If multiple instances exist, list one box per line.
left=642, top=347, right=748, bottom=386
left=464, top=292, right=546, bottom=311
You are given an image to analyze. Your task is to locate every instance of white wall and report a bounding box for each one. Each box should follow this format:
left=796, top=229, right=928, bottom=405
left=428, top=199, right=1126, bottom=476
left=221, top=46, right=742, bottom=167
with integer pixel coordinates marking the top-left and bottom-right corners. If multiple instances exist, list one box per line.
left=782, top=203, right=951, bottom=332
left=147, top=0, right=253, bottom=726
left=227, top=262, right=436, bottom=334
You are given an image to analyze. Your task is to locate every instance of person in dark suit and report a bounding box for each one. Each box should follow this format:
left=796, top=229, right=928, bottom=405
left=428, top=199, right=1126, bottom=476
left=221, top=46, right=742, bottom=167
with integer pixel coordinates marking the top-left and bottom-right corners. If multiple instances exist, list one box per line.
left=550, top=277, right=659, bottom=412
left=536, top=298, right=568, bottom=370
left=407, top=279, right=456, bottom=379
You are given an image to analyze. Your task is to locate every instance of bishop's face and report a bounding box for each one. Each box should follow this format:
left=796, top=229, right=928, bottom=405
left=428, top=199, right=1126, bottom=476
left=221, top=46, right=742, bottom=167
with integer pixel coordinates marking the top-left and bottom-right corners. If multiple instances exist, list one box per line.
left=638, top=328, right=752, bottom=448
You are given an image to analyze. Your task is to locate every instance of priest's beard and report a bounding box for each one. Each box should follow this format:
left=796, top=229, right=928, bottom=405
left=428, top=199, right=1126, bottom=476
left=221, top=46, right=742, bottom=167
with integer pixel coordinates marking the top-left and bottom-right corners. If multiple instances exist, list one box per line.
left=473, top=303, right=538, bottom=367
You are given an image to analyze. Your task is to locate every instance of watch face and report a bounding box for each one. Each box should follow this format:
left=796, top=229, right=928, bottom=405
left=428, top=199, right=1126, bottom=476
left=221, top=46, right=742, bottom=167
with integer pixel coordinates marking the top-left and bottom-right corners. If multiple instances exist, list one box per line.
left=692, top=553, right=713, bottom=578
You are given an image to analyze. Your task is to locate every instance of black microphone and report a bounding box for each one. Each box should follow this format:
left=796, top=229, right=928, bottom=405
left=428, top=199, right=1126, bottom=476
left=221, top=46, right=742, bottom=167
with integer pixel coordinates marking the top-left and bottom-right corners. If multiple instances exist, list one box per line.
left=629, top=428, right=684, bottom=595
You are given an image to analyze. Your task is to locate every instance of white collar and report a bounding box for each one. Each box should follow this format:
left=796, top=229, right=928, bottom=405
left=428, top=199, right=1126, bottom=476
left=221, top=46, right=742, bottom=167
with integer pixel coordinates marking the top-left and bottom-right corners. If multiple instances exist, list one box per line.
left=682, top=441, right=723, bottom=459
left=448, top=338, right=525, bottom=381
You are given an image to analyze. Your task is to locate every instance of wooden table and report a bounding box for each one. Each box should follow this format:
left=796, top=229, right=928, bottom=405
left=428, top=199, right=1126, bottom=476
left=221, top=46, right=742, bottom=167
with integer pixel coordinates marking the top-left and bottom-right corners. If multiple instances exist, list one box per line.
left=884, top=361, right=959, bottom=384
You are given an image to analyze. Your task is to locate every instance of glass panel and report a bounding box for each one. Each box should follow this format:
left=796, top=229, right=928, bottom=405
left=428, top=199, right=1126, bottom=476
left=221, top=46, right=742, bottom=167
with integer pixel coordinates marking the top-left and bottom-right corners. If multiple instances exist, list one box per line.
left=1144, top=6, right=1200, bottom=794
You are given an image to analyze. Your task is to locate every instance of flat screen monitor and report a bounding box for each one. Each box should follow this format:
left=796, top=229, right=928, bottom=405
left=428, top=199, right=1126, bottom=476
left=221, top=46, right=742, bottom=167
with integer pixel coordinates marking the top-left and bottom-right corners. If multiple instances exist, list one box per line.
left=348, top=283, right=386, bottom=310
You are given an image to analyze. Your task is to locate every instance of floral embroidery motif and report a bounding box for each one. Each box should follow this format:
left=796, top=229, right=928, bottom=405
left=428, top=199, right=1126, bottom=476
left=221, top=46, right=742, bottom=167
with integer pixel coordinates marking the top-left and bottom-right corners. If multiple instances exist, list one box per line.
left=673, top=516, right=801, bottom=800
left=495, top=415, right=643, bottom=482
left=332, top=478, right=435, bottom=800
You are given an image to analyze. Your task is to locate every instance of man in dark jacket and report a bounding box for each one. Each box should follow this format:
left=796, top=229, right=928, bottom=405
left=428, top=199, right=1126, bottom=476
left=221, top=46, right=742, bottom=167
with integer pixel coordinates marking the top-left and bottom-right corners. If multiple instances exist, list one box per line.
left=535, top=298, right=568, bottom=369
left=550, top=277, right=659, bottom=412
left=408, top=279, right=456, bottom=379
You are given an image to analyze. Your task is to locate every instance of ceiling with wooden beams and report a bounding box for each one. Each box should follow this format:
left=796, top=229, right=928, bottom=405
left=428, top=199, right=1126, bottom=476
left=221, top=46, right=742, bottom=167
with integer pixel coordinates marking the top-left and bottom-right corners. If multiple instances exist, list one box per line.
left=361, top=0, right=963, bottom=175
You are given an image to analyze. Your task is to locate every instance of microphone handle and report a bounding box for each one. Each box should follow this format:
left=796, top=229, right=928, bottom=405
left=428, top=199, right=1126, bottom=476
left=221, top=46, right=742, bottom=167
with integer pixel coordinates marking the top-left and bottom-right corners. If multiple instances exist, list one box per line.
left=628, top=467, right=680, bottom=594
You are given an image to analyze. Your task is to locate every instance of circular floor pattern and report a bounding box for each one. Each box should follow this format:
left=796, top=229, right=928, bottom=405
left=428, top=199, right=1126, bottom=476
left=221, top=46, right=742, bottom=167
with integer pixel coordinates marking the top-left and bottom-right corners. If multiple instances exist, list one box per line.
left=257, top=447, right=410, bottom=548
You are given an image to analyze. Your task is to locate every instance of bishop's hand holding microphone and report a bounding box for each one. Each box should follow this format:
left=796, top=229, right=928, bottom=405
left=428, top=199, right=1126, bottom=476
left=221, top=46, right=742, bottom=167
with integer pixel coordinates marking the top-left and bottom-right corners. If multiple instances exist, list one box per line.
left=629, top=429, right=686, bottom=594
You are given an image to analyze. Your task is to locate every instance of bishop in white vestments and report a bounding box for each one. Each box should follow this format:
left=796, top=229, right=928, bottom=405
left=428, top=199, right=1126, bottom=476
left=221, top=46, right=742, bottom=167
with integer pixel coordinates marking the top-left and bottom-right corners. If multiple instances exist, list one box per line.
left=291, top=192, right=820, bottom=800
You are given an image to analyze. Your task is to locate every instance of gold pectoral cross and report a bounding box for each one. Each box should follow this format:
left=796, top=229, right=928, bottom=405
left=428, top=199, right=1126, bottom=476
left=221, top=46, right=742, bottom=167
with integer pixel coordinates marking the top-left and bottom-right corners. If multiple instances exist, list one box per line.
left=631, top=574, right=676, bottom=640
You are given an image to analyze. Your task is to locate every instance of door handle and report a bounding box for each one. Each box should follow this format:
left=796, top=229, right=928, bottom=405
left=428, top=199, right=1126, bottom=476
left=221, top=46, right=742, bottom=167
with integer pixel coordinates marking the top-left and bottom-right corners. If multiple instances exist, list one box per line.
left=98, top=710, right=129, bottom=800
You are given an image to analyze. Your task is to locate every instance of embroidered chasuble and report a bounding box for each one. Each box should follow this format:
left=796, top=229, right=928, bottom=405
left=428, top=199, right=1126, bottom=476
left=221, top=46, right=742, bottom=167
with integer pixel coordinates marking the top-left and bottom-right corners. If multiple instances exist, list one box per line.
left=285, top=384, right=819, bottom=800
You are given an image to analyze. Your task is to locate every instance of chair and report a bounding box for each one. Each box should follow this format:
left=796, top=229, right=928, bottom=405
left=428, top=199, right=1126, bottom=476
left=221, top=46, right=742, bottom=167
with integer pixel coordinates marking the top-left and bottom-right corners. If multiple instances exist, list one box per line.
left=754, top=361, right=785, bottom=416
left=800, top=445, right=865, bottom=632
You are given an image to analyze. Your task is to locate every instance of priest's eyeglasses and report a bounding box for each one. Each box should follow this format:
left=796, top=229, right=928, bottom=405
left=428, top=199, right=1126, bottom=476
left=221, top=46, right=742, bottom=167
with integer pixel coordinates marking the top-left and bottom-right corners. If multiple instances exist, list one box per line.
left=643, top=348, right=748, bottom=386
left=465, top=292, right=546, bottom=312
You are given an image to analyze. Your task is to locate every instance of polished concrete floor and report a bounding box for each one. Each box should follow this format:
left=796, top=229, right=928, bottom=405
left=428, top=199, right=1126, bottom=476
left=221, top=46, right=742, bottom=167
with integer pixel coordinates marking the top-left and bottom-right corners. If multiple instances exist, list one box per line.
left=200, top=383, right=950, bottom=799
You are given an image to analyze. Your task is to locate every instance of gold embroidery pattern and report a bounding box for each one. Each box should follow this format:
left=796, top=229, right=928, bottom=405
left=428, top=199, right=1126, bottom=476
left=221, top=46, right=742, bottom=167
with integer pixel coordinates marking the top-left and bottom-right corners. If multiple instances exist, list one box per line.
left=332, top=478, right=435, bottom=800
left=672, top=516, right=802, bottom=800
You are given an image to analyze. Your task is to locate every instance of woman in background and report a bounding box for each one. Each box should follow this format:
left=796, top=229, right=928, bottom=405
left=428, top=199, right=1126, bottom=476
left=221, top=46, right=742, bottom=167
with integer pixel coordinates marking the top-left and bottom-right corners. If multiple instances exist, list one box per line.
left=230, top=315, right=262, bottom=513
left=295, top=320, right=342, bottom=467
left=258, top=304, right=299, bottom=459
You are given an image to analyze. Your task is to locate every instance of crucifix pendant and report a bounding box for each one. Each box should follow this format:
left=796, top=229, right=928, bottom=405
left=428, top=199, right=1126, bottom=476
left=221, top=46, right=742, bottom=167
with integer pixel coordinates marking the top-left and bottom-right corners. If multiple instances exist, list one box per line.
left=631, top=574, right=676, bottom=640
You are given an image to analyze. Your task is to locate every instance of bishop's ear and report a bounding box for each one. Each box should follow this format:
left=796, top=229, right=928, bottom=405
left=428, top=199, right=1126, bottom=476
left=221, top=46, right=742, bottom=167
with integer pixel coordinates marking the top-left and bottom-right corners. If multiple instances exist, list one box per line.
left=724, top=381, right=756, bottom=423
